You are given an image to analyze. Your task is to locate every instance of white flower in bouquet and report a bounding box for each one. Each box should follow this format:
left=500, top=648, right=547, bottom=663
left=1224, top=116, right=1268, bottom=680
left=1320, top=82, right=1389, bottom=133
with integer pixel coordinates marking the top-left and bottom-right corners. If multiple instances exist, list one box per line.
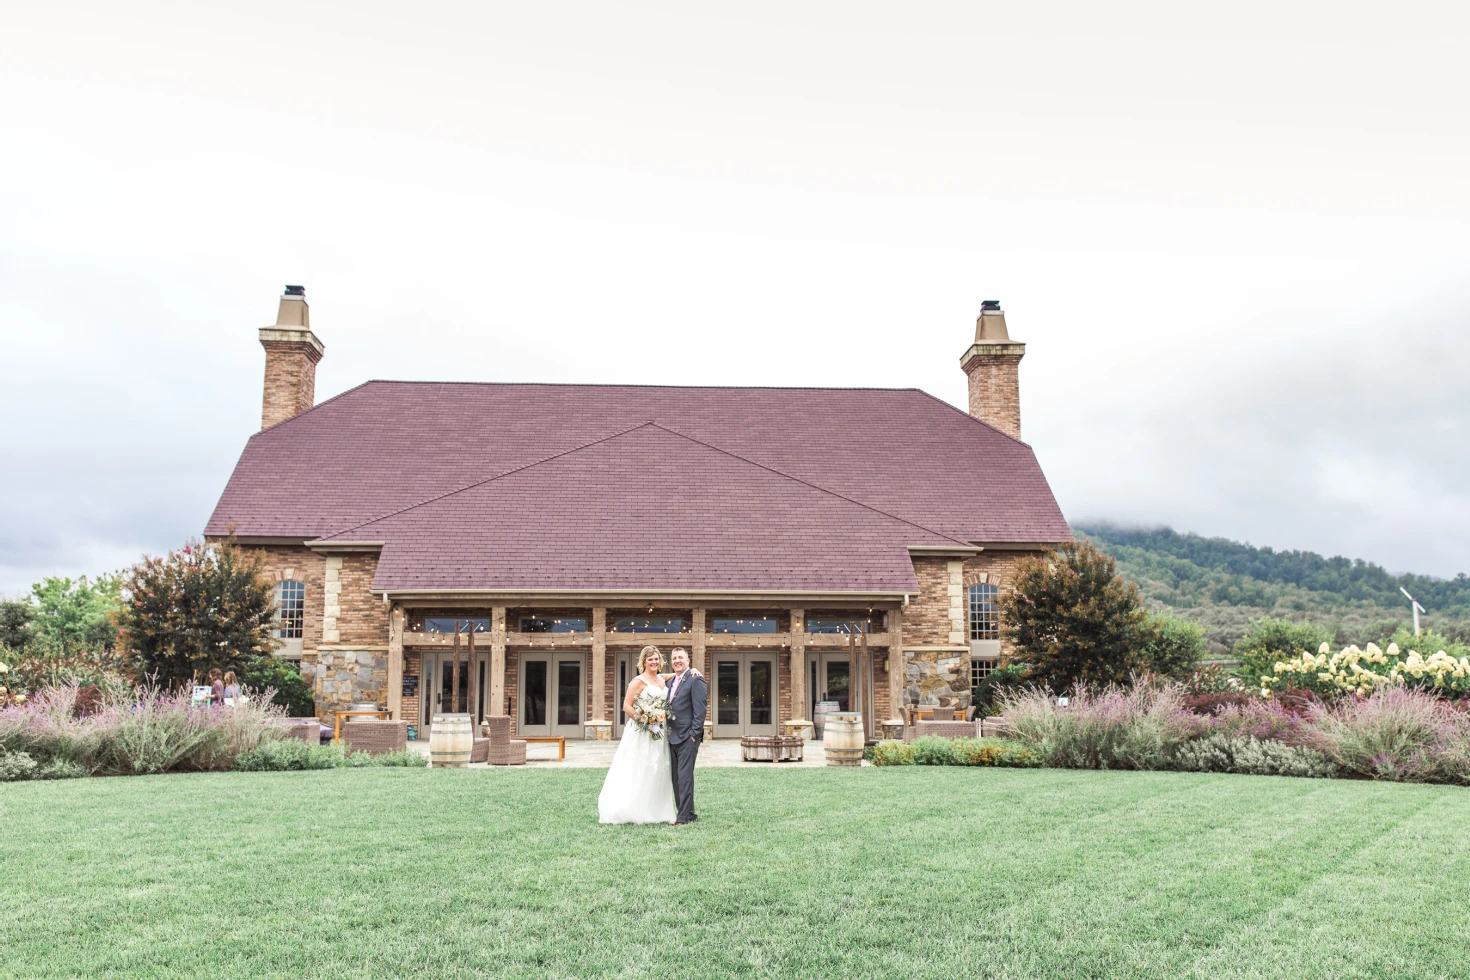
left=632, top=690, right=671, bottom=740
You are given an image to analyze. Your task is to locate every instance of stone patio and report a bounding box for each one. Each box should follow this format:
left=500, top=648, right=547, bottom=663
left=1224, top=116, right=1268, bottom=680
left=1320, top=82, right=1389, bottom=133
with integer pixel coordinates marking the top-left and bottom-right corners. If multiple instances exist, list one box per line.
left=408, top=739, right=839, bottom=768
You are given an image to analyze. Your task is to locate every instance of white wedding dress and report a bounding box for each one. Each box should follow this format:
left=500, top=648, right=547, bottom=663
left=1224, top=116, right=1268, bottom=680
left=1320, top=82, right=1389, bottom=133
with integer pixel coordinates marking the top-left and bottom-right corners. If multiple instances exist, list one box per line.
left=597, top=679, right=677, bottom=825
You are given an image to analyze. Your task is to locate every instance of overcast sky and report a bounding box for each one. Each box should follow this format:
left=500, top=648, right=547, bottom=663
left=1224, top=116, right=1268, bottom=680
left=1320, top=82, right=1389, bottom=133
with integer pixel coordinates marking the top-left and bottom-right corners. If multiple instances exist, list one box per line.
left=2, top=1, right=1467, bottom=595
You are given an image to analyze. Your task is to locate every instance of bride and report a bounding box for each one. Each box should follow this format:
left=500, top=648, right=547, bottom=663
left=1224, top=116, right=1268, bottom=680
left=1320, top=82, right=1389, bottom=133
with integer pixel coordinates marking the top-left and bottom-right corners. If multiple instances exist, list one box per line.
left=597, top=645, right=689, bottom=825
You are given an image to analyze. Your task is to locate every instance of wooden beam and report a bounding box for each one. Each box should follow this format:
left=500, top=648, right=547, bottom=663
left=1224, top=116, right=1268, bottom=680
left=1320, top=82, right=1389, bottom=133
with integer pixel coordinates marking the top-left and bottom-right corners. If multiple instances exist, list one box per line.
left=789, top=608, right=806, bottom=723
left=387, top=604, right=404, bottom=721
left=405, top=628, right=899, bottom=650
left=888, top=606, right=904, bottom=722
left=692, top=608, right=706, bottom=675
left=490, top=607, right=506, bottom=716
left=591, top=607, right=607, bottom=722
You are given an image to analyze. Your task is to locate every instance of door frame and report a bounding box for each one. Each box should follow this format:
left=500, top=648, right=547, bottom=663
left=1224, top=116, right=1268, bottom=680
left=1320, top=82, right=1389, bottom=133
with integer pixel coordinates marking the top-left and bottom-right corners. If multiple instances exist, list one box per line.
left=612, top=651, right=638, bottom=737
left=419, top=647, right=486, bottom=733
left=810, top=651, right=853, bottom=718
left=517, top=650, right=587, bottom=739
left=710, top=651, right=779, bottom=738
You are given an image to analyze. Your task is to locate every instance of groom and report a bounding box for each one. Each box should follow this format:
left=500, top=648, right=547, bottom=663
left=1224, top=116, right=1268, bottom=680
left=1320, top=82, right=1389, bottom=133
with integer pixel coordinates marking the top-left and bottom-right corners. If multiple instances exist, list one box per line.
left=666, top=648, right=707, bottom=825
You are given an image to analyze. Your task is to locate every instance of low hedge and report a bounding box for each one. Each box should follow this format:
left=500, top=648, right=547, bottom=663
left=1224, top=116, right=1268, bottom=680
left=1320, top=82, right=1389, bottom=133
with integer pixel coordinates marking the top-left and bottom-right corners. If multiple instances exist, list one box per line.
left=231, top=740, right=427, bottom=771
left=868, top=737, right=1041, bottom=768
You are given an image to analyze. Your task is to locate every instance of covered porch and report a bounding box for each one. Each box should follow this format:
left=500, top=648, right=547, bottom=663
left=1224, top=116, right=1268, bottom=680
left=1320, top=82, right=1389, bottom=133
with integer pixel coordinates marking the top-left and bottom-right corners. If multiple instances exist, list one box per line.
left=388, top=600, right=910, bottom=742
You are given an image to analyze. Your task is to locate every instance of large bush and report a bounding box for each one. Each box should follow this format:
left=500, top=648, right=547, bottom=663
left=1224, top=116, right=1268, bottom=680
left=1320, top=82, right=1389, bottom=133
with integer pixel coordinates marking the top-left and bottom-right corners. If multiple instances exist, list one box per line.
left=998, top=683, right=1204, bottom=770
left=1234, top=618, right=1335, bottom=688
left=1139, top=613, right=1206, bottom=679
left=1263, top=642, right=1470, bottom=700
left=243, top=657, right=316, bottom=717
left=1304, top=687, right=1470, bottom=784
left=1001, top=540, right=1150, bottom=691
left=117, top=536, right=276, bottom=688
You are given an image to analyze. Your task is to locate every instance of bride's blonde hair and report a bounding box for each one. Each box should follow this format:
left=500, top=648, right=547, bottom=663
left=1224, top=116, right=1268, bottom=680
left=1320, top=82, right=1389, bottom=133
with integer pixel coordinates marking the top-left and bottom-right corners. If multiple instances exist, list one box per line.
left=638, top=645, right=662, bottom=673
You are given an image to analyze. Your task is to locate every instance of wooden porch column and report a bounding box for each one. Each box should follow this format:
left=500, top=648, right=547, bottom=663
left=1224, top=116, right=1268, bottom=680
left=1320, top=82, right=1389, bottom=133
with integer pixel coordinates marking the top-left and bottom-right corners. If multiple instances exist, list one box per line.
left=387, top=604, right=404, bottom=720
left=692, top=607, right=706, bottom=675
left=788, top=608, right=807, bottom=730
left=887, top=605, right=905, bottom=723
left=490, top=607, right=507, bottom=715
left=591, top=607, right=607, bottom=722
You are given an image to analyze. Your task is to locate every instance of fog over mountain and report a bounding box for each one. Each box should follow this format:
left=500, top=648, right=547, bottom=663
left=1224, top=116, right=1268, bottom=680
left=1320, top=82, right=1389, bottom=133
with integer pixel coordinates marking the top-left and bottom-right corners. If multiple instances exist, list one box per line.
left=2, top=2, right=1467, bottom=593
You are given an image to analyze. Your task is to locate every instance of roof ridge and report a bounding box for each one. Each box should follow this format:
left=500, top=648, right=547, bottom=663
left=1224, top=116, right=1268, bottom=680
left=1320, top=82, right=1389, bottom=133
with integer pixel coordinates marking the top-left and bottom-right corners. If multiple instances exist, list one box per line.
left=312, top=420, right=661, bottom=541
left=357, top=379, right=926, bottom=394
left=642, top=422, right=977, bottom=548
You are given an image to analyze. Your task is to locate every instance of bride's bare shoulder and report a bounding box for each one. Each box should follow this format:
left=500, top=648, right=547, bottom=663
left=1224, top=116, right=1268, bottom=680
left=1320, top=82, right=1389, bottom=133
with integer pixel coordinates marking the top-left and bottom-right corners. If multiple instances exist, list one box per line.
left=626, top=675, right=649, bottom=692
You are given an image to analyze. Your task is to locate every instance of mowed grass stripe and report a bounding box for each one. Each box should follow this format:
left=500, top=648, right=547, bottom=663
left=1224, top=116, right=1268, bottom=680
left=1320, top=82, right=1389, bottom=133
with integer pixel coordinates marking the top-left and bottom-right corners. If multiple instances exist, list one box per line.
left=1, top=768, right=1466, bottom=979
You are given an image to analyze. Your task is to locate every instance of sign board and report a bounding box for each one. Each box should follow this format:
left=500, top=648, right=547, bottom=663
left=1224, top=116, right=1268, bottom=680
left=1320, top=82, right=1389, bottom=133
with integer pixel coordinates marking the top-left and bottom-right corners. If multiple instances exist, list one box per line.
left=402, top=674, right=419, bottom=697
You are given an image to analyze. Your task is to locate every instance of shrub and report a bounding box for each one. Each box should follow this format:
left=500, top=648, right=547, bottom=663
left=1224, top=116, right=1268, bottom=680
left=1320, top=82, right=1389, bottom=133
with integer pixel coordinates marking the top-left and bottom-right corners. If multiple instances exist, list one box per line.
left=243, top=657, right=315, bottom=717
left=998, top=683, right=1204, bottom=770
left=35, top=757, right=89, bottom=780
left=1001, top=541, right=1150, bottom=691
left=231, top=741, right=428, bottom=771
left=972, top=663, right=1028, bottom=717
left=1139, top=614, right=1206, bottom=679
left=1234, top=618, right=1335, bottom=689
left=911, top=736, right=956, bottom=765
left=947, top=737, right=1041, bottom=768
left=0, top=749, right=38, bottom=781
left=0, top=682, right=287, bottom=775
left=232, top=739, right=343, bottom=771
left=1171, top=731, right=1336, bottom=778
left=1304, top=687, right=1470, bottom=784
left=869, top=741, right=915, bottom=766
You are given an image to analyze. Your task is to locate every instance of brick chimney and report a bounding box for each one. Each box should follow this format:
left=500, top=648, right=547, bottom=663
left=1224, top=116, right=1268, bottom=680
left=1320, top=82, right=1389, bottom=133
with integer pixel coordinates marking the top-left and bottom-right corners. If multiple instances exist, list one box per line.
left=959, top=300, right=1025, bottom=440
left=258, top=285, right=325, bottom=430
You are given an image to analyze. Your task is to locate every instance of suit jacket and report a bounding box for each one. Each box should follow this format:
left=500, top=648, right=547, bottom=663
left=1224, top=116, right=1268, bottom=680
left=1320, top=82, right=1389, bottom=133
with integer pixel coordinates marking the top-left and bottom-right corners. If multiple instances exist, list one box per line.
left=666, top=669, right=707, bottom=744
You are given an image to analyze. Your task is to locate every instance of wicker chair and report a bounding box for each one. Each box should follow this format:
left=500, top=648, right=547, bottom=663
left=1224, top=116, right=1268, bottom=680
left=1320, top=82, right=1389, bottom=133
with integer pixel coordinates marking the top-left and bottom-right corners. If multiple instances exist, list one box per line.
left=914, top=720, right=980, bottom=740
left=483, top=715, right=526, bottom=766
left=471, top=738, right=490, bottom=764
left=342, top=719, right=408, bottom=755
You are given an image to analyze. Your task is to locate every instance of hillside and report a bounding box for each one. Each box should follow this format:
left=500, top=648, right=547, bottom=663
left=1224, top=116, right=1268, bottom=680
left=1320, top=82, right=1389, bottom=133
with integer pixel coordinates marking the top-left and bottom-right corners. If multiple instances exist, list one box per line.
left=1075, top=523, right=1470, bottom=656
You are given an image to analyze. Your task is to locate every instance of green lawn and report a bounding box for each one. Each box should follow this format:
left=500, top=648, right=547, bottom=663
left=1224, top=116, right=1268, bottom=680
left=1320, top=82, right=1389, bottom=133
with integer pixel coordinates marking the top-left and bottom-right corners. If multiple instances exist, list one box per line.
left=2, top=768, right=1468, bottom=979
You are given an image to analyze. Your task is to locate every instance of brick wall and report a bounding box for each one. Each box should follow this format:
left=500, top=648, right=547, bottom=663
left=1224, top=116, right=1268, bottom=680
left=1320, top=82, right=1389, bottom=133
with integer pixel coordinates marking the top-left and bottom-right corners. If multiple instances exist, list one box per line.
left=260, top=340, right=321, bottom=430
left=961, top=550, right=1037, bottom=663
left=964, top=352, right=1022, bottom=440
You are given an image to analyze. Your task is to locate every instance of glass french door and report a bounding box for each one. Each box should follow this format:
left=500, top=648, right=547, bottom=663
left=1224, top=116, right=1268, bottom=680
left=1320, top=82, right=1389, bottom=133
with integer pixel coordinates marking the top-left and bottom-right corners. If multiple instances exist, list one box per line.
left=519, top=653, right=585, bottom=738
left=711, top=654, right=777, bottom=738
left=421, top=650, right=480, bottom=731
left=613, top=652, right=636, bottom=737
left=811, top=653, right=851, bottom=715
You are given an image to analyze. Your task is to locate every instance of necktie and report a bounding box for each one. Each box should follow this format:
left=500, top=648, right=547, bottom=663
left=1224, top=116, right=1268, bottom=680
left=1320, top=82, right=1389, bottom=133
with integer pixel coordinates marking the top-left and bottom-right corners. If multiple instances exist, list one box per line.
left=670, top=671, right=682, bottom=700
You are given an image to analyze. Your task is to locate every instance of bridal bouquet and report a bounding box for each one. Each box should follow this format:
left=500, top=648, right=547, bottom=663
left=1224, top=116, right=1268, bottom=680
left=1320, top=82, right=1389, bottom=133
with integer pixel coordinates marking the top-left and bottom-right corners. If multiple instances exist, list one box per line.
left=631, top=690, right=672, bottom=740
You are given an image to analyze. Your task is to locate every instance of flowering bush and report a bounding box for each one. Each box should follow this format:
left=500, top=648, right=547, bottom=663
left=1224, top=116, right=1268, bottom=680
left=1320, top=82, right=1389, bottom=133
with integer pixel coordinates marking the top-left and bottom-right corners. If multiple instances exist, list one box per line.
left=1304, top=687, right=1470, bottom=784
left=1262, top=642, right=1470, bottom=699
left=998, top=683, right=1205, bottom=770
left=0, top=682, right=288, bottom=776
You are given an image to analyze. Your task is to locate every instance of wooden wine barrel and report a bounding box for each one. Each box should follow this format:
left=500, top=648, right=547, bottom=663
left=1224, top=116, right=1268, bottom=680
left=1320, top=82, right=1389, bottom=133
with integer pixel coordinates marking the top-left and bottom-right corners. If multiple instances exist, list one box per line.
left=823, top=712, right=865, bottom=767
left=812, top=700, right=839, bottom=738
left=429, top=713, right=473, bottom=768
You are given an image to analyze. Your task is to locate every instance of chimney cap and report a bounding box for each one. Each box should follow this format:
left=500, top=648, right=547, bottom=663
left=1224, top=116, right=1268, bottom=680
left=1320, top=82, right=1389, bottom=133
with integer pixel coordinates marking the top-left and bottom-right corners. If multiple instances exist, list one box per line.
left=283, top=285, right=306, bottom=297
left=980, top=299, right=1001, bottom=312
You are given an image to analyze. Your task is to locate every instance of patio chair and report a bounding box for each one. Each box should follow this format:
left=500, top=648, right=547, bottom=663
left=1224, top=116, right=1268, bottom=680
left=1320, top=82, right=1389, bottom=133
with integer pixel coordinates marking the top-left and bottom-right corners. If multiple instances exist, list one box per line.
left=483, top=715, right=526, bottom=766
left=471, top=738, right=490, bottom=764
left=915, top=720, right=979, bottom=739
left=342, top=719, right=408, bottom=755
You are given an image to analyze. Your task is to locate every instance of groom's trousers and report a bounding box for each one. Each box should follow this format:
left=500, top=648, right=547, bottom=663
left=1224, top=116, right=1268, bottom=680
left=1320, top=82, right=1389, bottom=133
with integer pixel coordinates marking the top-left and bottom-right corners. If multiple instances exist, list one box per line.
left=669, top=737, right=699, bottom=822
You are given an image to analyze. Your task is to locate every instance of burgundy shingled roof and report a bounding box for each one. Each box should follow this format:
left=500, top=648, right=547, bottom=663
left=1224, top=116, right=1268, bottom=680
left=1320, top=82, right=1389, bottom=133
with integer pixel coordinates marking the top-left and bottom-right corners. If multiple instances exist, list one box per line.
left=315, top=422, right=971, bottom=593
left=206, top=382, right=1069, bottom=593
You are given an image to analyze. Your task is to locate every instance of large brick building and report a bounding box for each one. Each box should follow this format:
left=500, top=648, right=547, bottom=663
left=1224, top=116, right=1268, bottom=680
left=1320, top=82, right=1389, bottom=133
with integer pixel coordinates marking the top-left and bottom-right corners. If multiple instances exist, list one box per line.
left=207, top=287, right=1069, bottom=740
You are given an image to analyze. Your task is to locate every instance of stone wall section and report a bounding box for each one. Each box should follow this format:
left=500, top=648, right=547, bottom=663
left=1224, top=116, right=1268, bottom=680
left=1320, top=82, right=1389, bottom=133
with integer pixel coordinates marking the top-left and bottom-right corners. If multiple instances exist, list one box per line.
left=903, top=556, right=972, bottom=708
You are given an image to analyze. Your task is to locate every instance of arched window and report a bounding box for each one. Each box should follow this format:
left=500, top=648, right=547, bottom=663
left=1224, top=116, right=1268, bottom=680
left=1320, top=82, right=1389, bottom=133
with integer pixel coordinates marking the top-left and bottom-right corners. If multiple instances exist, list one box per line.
left=967, top=583, right=998, bottom=641
left=273, top=580, right=305, bottom=640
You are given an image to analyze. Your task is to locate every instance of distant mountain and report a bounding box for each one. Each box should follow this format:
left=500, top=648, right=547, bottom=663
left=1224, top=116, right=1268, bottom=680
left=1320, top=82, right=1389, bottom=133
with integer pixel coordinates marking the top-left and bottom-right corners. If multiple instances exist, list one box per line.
left=1074, top=523, right=1470, bottom=656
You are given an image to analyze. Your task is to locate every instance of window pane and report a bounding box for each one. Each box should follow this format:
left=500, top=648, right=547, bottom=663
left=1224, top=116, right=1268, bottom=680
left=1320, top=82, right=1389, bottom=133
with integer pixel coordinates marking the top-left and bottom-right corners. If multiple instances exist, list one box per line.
left=968, top=585, right=998, bottom=641
left=424, top=617, right=490, bottom=634
left=971, top=658, right=997, bottom=689
left=523, top=661, right=547, bottom=726
left=710, top=617, right=777, bottom=634
left=805, top=617, right=873, bottom=634
left=612, top=617, right=683, bottom=633
left=439, top=659, right=469, bottom=713
left=824, top=661, right=850, bottom=712
left=273, top=581, right=305, bottom=639
left=522, top=617, right=587, bottom=633
left=557, top=661, right=581, bottom=726
left=749, top=660, right=773, bottom=726
left=717, top=661, right=740, bottom=725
